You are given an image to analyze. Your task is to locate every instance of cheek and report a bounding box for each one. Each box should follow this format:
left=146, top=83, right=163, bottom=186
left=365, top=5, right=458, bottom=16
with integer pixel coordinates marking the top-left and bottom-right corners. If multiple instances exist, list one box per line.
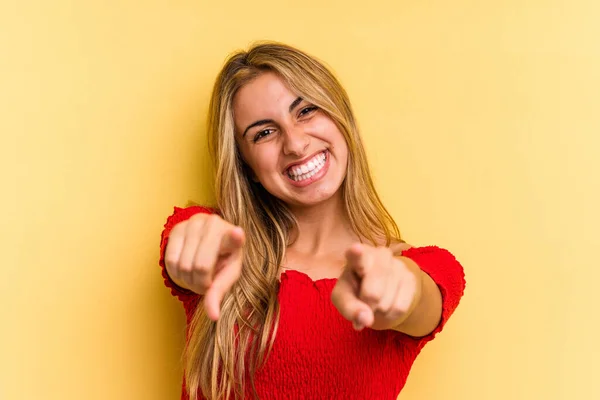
left=331, top=131, right=349, bottom=164
left=238, top=146, right=266, bottom=181
left=250, top=149, right=280, bottom=178
left=254, top=158, right=272, bottom=175
left=321, top=120, right=347, bottom=151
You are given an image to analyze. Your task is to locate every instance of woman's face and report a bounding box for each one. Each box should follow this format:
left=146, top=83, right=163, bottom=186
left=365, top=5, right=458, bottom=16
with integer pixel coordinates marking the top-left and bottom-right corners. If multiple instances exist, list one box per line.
left=233, top=72, right=349, bottom=209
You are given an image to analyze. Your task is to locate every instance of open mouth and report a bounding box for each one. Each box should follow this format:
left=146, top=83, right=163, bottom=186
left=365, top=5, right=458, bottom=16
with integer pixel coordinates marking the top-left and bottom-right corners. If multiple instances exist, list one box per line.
left=286, top=150, right=328, bottom=182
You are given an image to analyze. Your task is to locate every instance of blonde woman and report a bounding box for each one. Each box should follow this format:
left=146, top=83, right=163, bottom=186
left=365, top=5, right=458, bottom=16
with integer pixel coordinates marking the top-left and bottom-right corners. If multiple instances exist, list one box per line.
left=159, top=42, right=466, bottom=400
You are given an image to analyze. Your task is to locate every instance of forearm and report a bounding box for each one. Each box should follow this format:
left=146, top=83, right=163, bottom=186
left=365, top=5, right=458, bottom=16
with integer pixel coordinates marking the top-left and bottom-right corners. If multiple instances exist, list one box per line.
left=391, top=256, right=443, bottom=337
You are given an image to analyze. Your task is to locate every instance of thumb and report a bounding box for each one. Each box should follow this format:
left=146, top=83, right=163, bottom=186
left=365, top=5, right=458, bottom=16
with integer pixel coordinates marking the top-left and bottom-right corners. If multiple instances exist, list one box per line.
left=331, top=269, right=374, bottom=330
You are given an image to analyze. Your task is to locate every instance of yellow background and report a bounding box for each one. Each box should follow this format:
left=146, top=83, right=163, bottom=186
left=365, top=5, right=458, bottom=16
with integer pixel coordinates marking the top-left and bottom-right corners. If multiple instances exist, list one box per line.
left=2, top=0, right=599, bottom=399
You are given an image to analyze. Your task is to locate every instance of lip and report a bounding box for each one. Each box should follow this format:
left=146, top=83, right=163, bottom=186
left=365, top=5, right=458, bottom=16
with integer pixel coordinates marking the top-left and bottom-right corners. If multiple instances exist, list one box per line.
left=284, top=150, right=330, bottom=188
left=283, top=150, right=328, bottom=173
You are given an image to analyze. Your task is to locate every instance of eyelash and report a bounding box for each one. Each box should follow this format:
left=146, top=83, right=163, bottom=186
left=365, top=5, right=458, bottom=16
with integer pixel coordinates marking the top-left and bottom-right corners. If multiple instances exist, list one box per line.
left=252, top=106, right=318, bottom=143
left=253, top=129, right=273, bottom=142
left=298, top=105, right=318, bottom=117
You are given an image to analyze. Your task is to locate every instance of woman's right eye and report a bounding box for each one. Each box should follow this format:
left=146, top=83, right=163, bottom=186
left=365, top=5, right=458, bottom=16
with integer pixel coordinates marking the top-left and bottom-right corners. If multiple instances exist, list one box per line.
left=253, top=129, right=273, bottom=142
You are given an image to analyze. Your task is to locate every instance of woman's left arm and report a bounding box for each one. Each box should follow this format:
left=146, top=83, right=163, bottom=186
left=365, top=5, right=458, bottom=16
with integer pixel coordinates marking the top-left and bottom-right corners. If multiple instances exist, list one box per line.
left=331, top=244, right=466, bottom=337
left=390, top=255, right=443, bottom=336
left=394, top=246, right=466, bottom=339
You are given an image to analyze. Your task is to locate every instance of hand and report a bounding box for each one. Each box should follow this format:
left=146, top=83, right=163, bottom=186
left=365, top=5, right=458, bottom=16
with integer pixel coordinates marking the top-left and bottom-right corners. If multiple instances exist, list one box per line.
left=164, top=213, right=245, bottom=321
left=331, top=243, right=422, bottom=331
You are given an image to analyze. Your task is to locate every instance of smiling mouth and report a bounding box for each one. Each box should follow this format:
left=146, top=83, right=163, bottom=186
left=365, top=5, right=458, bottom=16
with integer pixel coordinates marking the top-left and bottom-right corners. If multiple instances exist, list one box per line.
left=286, top=150, right=328, bottom=182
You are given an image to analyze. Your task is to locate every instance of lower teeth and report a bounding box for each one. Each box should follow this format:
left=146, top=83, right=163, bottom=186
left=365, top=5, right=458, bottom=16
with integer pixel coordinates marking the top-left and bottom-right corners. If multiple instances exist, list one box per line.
left=292, top=168, right=319, bottom=181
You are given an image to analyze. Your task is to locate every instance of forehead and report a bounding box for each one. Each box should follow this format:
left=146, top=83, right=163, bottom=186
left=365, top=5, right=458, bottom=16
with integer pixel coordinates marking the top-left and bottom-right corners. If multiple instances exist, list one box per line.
left=233, top=73, right=297, bottom=126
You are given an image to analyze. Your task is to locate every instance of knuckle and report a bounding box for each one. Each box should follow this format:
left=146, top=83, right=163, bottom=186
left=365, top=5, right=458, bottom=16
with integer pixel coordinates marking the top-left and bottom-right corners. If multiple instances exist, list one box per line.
left=377, top=300, right=392, bottom=313
left=192, top=261, right=210, bottom=273
left=188, top=215, right=208, bottom=230
left=179, top=267, right=193, bottom=276
left=189, top=213, right=207, bottom=222
left=396, top=257, right=409, bottom=270
left=164, top=255, right=178, bottom=267
left=389, top=267, right=401, bottom=281
left=206, top=213, right=222, bottom=225
left=178, top=260, right=193, bottom=272
left=392, top=301, right=409, bottom=317
left=165, top=264, right=179, bottom=278
left=361, top=288, right=380, bottom=304
left=403, top=271, right=416, bottom=287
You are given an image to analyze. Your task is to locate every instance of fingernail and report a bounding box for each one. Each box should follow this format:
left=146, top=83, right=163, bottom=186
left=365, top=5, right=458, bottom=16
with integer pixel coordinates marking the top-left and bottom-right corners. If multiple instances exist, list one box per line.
left=357, top=311, right=370, bottom=327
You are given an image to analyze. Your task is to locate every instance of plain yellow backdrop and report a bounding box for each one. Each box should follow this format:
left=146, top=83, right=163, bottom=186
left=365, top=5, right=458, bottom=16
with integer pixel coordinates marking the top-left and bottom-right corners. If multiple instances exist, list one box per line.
left=2, top=0, right=599, bottom=399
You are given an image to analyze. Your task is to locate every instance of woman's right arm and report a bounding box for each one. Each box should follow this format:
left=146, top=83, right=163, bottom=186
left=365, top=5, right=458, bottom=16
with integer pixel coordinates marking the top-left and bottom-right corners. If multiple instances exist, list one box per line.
left=159, top=206, right=246, bottom=320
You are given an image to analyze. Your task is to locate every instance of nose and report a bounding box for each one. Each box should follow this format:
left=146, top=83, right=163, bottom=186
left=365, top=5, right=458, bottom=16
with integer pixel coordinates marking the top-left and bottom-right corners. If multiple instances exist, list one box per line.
left=282, top=125, right=310, bottom=156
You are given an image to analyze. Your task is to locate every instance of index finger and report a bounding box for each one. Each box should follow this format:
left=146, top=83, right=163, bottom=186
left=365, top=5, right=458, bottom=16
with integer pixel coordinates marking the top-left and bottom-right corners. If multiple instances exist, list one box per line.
left=203, top=253, right=243, bottom=321
left=219, top=227, right=245, bottom=255
left=203, top=230, right=245, bottom=321
left=345, top=243, right=374, bottom=278
left=331, top=268, right=374, bottom=330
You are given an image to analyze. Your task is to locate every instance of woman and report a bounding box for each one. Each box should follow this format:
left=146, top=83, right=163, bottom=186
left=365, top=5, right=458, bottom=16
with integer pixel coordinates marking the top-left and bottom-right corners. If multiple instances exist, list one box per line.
left=159, top=42, right=466, bottom=400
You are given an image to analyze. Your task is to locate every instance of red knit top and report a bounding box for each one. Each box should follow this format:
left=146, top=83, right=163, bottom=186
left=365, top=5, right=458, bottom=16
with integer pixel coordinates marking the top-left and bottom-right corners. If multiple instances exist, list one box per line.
left=159, top=206, right=466, bottom=400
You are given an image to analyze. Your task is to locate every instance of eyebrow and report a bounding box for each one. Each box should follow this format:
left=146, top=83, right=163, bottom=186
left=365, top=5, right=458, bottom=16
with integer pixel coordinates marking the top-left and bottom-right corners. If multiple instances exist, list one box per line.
left=242, top=97, right=304, bottom=138
left=288, top=97, right=303, bottom=113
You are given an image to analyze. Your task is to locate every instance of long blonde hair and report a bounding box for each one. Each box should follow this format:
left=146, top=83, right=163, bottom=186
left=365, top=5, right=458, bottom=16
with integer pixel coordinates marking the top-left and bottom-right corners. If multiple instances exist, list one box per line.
left=184, top=42, right=403, bottom=400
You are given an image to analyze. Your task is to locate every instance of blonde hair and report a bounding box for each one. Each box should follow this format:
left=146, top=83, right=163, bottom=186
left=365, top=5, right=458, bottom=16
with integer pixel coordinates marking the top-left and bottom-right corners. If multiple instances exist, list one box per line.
left=184, top=42, right=403, bottom=399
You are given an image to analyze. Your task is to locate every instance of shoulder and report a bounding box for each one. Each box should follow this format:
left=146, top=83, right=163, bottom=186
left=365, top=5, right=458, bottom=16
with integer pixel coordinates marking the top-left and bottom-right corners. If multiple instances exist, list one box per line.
left=389, top=240, right=414, bottom=256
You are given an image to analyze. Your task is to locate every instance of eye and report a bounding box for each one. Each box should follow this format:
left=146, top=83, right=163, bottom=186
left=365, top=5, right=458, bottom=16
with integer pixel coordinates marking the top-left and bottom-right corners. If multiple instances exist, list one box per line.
left=298, top=106, right=318, bottom=118
left=253, top=129, right=274, bottom=143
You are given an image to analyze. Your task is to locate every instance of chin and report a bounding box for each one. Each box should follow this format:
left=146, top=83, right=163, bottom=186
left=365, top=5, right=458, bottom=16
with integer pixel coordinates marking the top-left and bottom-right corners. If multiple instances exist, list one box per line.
left=285, top=187, right=343, bottom=208
left=263, top=174, right=345, bottom=208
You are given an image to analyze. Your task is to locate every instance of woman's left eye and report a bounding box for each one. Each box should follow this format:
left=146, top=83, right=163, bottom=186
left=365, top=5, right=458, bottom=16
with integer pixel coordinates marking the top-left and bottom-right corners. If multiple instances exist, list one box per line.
left=298, top=106, right=318, bottom=117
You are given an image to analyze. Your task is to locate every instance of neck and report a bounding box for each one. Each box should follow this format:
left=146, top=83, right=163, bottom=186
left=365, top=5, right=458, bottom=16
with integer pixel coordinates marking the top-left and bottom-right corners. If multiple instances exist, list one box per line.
left=287, top=191, right=358, bottom=256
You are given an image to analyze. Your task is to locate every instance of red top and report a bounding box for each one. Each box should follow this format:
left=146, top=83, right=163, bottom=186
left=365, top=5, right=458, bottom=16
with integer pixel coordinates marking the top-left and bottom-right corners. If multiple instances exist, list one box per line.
left=159, top=206, right=466, bottom=400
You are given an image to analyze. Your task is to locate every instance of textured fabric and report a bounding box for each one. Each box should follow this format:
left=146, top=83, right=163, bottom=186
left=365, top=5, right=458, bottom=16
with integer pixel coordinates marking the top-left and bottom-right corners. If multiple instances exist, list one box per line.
left=159, top=206, right=466, bottom=400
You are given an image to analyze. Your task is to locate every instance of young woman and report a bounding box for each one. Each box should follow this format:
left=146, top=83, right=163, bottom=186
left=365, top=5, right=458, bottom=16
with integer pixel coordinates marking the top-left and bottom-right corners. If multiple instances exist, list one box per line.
left=159, top=42, right=466, bottom=400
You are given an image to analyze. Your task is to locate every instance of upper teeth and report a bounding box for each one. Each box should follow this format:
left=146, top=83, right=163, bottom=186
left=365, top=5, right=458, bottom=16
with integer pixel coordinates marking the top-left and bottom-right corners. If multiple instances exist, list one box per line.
left=287, top=152, right=326, bottom=180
